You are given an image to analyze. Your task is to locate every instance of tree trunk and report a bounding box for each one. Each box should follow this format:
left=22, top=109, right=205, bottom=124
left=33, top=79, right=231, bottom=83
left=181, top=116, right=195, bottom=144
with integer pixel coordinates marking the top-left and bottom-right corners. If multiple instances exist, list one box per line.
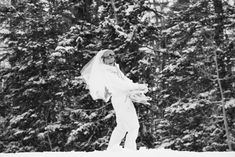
left=212, top=0, right=229, bottom=90
left=204, top=28, right=232, bottom=151
left=212, top=0, right=224, bottom=46
left=214, top=49, right=232, bottom=151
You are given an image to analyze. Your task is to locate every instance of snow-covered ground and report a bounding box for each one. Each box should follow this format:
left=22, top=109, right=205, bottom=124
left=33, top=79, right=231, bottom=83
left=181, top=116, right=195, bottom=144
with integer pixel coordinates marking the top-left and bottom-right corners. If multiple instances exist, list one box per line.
left=1, top=148, right=234, bottom=157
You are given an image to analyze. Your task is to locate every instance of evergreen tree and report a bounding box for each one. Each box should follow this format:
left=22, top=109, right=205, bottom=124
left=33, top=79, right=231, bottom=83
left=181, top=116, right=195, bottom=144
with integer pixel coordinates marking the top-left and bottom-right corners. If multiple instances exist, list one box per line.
left=0, top=0, right=234, bottom=153
left=155, top=0, right=235, bottom=151
left=0, top=0, right=159, bottom=152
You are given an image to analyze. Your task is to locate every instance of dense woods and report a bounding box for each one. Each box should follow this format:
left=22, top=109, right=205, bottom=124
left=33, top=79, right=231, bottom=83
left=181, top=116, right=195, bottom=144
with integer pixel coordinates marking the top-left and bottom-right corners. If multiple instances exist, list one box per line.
left=0, top=0, right=235, bottom=152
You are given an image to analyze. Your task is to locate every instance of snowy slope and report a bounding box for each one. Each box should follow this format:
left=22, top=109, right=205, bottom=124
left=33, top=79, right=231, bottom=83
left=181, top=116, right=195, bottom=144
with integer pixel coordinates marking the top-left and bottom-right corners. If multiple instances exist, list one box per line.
left=1, top=149, right=234, bottom=157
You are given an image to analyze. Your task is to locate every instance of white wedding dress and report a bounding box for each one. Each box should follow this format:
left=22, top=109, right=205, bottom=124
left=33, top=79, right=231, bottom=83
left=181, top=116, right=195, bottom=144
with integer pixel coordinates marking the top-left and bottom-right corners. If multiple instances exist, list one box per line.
left=80, top=50, right=150, bottom=151
left=102, top=64, right=147, bottom=150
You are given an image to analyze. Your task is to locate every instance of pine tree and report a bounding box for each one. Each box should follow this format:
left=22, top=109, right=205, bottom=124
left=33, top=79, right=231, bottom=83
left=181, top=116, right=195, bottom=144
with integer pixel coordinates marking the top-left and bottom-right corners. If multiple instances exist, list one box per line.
left=155, top=0, right=235, bottom=151
left=0, top=0, right=161, bottom=152
left=0, top=0, right=76, bottom=152
left=1, top=0, right=234, bottom=152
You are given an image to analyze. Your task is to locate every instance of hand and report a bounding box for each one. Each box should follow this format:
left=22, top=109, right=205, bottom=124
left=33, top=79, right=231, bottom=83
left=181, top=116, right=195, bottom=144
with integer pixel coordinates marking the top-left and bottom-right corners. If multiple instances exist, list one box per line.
left=129, top=92, right=151, bottom=105
left=138, top=84, right=148, bottom=92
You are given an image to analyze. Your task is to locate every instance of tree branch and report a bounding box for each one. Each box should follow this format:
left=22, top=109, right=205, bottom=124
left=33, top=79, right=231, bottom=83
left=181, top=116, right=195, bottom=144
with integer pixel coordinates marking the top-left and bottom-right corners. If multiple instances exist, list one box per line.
left=110, top=0, right=118, bottom=24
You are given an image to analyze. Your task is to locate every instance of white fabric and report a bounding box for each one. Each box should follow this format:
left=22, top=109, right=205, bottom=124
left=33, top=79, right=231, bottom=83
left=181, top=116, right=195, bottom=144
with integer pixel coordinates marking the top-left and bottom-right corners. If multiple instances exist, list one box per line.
left=102, top=63, right=149, bottom=150
left=102, top=63, right=150, bottom=104
left=81, top=50, right=150, bottom=103
left=80, top=50, right=111, bottom=102
left=108, top=94, right=139, bottom=150
left=81, top=49, right=151, bottom=150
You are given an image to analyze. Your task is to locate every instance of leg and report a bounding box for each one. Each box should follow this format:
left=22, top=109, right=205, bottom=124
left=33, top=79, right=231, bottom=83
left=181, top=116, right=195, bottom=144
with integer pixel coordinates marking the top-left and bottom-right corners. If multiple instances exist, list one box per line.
left=124, top=124, right=139, bottom=150
left=107, top=96, right=128, bottom=150
left=108, top=96, right=139, bottom=150
left=123, top=99, right=140, bottom=150
left=107, top=123, right=126, bottom=150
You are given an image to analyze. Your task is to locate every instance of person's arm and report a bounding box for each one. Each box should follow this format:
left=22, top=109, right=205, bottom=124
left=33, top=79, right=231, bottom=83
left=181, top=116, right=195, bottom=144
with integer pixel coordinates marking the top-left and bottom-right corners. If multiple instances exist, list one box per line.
left=116, top=64, right=148, bottom=92
left=104, top=65, right=147, bottom=93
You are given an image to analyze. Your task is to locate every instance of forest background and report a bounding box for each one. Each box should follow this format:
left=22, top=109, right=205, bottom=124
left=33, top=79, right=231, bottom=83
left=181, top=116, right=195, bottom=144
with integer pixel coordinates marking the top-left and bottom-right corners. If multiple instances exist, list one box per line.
left=0, top=0, right=235, bottom=153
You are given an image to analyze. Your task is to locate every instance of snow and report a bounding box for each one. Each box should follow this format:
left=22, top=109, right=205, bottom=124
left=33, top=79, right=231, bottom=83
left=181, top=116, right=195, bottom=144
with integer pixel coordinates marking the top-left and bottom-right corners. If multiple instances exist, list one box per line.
left=164, top=64, right=178, bottom=72
left=141, top=11, right=156, bottom=23
left=125, top=5, right=135, bottom=16
left=1, top=149, right=234, bottom=157
left=45, top=124, right=61, bottom=132
left=139, top=47, right=155, bottom=54
left=0, top=29, right=11, bottom=34
left=10, top=112, right=29, bottom=125
left=55, top=46, right=74, bottom=52
left=50, top=52, right=62, bottom=57
left=227, top=0, right=234, bottom=5
left=39, top=0, right=48, bottom=3
left=98, top=6, right=105, bottom=13
left=225, top=98, right=235, bottom=109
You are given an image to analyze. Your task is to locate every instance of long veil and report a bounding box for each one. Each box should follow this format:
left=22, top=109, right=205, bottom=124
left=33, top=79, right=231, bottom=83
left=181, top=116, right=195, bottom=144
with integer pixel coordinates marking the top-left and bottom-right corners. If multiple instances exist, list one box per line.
left=80, top=50, right=111, bottom=102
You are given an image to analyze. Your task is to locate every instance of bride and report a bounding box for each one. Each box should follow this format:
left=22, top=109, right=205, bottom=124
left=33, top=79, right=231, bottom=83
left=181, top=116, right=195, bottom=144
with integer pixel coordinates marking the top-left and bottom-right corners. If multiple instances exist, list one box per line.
left=80, top=49, right=150, bottom=151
